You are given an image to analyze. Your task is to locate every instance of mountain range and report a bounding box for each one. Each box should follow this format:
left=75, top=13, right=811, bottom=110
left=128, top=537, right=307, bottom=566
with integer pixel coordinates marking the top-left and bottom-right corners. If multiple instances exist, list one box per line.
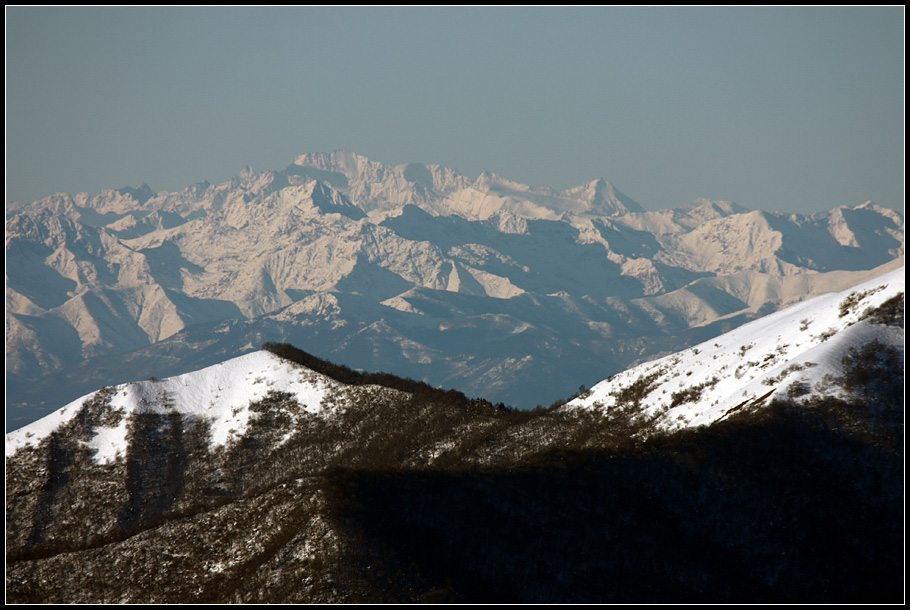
left=6, top=151, right=904, bottom=431
left=5, top=265, right=904, bottom=602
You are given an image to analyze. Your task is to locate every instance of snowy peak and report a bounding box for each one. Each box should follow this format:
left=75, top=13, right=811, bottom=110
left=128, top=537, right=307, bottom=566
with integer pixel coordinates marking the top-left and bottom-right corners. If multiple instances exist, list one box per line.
left=566, top=266, right=905, bottom=431
left=678, top=197, right=749, bottom=220
left=5, top=351, right=351, bottom=463
left=288, top=150, right=476, bottom=212
left=561, top=178, right=645, bottom=216
left=115, top=183, right=155, bottom=205
left=7, top=150, right=904, bottom=426
left=292, top=150, right=373, bottom=180
left=286, top=152, right=644, bottom=220
left=821, top=202, right=904, bottom=252
left=471, top=170, right=537, bottom=195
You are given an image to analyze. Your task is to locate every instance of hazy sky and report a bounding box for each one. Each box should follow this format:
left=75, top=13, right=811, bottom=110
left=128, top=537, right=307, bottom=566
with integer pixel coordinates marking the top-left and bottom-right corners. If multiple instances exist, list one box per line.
left=5, top=6, right=905, bottom=214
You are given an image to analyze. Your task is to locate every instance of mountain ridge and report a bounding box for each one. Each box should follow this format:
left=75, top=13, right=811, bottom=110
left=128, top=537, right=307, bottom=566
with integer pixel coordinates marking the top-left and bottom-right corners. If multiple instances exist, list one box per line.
left=5, top=264, right=903, bottom=603
left=6, top=152, right=904, bottom=429
left=10, top=265, right=901, bottom=456
left=566, top=266, right=904, bottom=429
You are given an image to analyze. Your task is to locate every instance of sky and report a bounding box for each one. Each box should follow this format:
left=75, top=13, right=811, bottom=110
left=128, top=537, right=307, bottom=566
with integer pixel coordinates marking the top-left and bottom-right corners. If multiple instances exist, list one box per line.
left=5, top=6, right=905, bottom=215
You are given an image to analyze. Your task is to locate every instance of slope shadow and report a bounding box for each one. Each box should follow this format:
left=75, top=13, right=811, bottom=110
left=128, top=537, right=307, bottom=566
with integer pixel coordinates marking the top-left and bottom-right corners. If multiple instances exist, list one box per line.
left=324, top=400, right=903, bottom=603
left=117, top=411, right=189, bottom=532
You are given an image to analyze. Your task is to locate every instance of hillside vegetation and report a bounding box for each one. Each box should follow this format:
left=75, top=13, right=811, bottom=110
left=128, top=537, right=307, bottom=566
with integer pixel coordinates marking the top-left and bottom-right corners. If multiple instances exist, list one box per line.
left=6, top=321, right=903, bottom=602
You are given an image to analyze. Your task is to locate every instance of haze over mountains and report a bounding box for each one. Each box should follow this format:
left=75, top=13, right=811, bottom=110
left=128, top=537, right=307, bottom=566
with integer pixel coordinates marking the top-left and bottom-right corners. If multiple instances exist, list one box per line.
left=6, top=151, right=904, bottom=430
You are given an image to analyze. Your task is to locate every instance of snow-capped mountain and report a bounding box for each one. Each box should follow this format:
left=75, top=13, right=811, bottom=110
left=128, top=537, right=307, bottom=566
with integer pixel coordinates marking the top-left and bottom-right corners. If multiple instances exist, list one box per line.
left=566, top=266, right=904, bottom=430
left=6, top=151, right=904, bottom=429
left=6, top=267, right=903, bottom=603
left=4, top=351, right=356, bottom=464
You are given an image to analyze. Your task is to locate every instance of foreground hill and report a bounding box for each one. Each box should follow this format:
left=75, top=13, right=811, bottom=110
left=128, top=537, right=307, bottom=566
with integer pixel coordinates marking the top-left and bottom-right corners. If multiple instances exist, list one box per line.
left=6, top=152, right=904, bottom=428
left=6, top=271, right=904, bottom=603
left=567, top=266, right=904, bottom=430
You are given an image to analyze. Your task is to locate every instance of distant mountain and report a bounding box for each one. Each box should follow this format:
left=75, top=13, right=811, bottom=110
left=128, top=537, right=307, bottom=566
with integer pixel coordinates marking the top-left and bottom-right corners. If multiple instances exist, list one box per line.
left=6, top=269, right=903, bottom=603
left=6, top=152, right=904, bottom=430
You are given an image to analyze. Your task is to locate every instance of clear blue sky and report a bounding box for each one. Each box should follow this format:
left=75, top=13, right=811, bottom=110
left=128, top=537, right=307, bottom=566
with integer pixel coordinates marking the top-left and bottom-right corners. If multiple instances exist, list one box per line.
left=5, top=6, right=905, bottom=215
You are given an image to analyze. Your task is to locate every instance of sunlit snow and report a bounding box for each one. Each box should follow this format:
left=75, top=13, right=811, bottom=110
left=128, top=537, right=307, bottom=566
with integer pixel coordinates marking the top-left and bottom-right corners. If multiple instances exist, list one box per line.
left=566, top=267, right=904, bottom=430
left=6, top=351, right=337, bottom=463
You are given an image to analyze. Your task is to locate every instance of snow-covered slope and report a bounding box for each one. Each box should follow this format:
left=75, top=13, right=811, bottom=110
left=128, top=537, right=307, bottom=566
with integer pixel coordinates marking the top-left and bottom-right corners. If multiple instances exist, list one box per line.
left=5, top=351, right=349, bottom=463
left=566, top=267, right=904, bottom=430
left=6, top=151, right=904, bottom=427
left=10, top=266, right=902, bottom=466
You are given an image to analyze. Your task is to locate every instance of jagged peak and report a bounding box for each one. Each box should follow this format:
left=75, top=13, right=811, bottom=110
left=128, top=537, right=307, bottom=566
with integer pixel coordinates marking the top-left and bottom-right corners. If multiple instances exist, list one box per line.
left=473, top=170, right=495, bottom=189
left=813, top=200, right=904, bottom=224
left=849, top=200, right=903, bottom=220
left=236, top=165, right=257, bottom=180
left=113, top=183, right=155, bottom=204
left=305, top=180, right=366, bottom=220
left=562, top=177, right=645, bottom=216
